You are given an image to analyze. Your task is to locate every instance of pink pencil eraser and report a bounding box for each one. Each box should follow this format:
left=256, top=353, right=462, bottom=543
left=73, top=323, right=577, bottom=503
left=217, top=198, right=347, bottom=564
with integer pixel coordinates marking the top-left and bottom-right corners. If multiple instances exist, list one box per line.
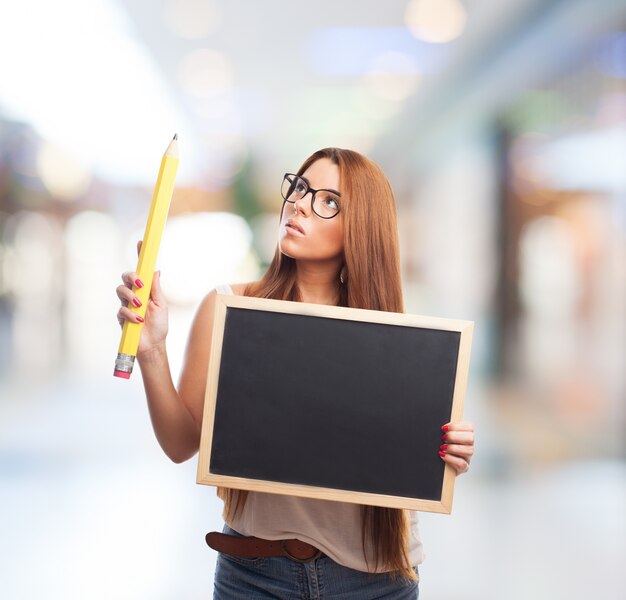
left=113, top=370, right=131, bottom=379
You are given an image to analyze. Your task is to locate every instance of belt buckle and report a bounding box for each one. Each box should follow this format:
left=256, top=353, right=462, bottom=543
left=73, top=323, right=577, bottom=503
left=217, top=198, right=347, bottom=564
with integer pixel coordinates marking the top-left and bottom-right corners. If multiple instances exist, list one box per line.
left=279, top=540, right=322, bottom=563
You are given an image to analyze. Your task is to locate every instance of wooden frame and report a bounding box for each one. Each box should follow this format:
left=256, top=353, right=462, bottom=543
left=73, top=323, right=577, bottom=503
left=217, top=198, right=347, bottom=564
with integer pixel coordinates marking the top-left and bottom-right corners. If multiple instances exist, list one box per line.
left=197, top=295, right=473, bottom=514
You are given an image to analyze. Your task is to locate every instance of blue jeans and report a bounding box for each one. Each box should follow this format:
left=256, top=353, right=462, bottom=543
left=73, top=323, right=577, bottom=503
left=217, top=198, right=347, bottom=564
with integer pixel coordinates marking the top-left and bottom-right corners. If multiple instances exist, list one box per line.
left=213, top=525, right=419, bottom=599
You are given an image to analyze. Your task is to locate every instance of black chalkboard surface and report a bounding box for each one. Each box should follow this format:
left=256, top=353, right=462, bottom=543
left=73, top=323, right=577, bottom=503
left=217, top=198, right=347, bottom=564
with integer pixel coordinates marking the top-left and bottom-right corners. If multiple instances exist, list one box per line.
left=197, top=295, right=473, bottom=513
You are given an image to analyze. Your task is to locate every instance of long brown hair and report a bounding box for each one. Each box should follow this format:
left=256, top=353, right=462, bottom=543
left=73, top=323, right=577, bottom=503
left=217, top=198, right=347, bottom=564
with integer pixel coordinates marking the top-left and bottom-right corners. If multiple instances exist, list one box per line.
left=218, top=148, right=415, bottom=580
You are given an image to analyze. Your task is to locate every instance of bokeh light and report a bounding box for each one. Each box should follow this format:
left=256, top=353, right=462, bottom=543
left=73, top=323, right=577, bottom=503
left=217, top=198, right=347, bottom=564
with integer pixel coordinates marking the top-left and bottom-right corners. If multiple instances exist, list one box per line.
left=164, top=0, right=221, bottom=40
left=405, top=0, right=468, bottom=44
left=363, top=51, right=421, bottom=102
left=36, top=142, right=91, bottom=202
left=178, top=49, right=234, bottom=99
left=147, top=212, right=257, bottom=307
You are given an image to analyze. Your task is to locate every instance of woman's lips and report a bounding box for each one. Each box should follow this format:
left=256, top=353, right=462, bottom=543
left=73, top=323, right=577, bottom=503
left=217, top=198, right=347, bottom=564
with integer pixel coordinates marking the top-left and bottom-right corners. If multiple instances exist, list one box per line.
left=285, top=220, right=305, bottom=236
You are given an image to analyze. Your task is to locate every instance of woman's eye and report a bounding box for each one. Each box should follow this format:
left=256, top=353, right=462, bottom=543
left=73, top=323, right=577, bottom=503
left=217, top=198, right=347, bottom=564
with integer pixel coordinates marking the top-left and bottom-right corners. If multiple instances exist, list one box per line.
left=324, top=196, right=339, bottom=209
left=295, top=183, right=307, bottom=194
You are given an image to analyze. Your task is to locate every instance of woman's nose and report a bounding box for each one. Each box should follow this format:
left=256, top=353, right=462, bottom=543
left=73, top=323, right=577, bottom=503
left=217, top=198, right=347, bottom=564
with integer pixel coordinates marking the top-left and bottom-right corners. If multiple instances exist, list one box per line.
left=293, top=195, right=309, bottom=215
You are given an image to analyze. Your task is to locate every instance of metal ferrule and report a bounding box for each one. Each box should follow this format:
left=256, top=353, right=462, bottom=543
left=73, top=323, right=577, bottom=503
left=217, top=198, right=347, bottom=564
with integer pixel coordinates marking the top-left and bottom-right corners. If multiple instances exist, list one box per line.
left=115, top=353, right=136, bottom=374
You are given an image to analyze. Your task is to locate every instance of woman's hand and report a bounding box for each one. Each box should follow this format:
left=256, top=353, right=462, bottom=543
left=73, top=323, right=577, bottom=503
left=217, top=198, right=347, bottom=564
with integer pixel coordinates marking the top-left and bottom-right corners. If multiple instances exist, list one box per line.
left=439, top=421, right=474, bottom=474
left=115, top=240, right=169, bottom=356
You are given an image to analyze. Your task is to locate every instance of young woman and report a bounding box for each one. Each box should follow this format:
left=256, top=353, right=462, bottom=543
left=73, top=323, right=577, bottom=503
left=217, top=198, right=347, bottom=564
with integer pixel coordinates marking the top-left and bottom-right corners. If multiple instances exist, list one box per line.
left=116, top=148, right=475, bottom=599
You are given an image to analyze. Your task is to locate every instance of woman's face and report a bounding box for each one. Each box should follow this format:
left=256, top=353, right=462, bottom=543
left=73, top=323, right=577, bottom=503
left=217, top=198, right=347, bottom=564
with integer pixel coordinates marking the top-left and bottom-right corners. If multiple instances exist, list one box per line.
left=278, top=157, right=344, bottom=264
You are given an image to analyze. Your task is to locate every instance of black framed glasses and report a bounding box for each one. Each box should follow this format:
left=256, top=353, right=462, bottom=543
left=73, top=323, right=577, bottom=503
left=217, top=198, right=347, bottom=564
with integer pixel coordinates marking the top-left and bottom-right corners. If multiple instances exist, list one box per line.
left=281, top=173, right=341, bottom=219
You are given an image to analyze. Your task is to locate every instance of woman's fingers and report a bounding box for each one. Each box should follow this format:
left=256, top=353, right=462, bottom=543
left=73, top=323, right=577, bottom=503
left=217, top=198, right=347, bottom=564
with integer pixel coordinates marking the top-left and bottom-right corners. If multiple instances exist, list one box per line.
left=442, top=430, right=474, bottom=445
left=117, top=305, right=145, bottom=327
left=116, top=283, right=142, bottom=304
left=439, top=421, right=474, bottom=474
left=116, top=282, right=143, bottom=308
left=442, top=443, right=474, bottom=459
left=115, top=245, right=151, bottom=330
left=442, top=421, right=474, bottom=432
left=440, top=452, right=470, bottom=474
left=117, top=266, right=145, bottom=325
left=121, top=271, right=144, bottom=289
left=120, top=270, right=145, bottom=307
left=441, top=421, right=474, bottom=446
left=116, top=284, right=130, bottom=307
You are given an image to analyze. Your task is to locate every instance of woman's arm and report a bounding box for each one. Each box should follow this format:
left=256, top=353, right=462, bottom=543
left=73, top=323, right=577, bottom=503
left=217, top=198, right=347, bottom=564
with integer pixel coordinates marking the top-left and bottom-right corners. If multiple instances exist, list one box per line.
left=439, top=421, right=475, bottom=474
left=116, top=240, right=200, bottom=462
left=155, top=282, right=248, bottom=462
left=136, top=342, right=201, bottom=463
left=137, top=288, right=221, bottom=463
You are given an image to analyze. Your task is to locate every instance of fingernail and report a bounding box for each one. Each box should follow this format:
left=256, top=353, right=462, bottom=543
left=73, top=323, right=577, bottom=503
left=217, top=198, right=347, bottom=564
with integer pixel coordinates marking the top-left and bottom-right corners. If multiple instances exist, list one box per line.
left=132, top=297, right=142, bottom=307
left=441, top=434, right=447, bottom=441
left=440, top=444, right=448, bottom=451
left=135, top=278, right=144, bottom=288
left=438, top=451, right=447, bottom=458
left=136, top=316, right=144, bottom=323
left=441, top=425, right=450, bottom=432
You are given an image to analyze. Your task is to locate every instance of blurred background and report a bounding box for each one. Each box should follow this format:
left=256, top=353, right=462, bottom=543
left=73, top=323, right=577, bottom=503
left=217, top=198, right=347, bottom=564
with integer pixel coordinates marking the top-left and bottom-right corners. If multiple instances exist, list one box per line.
left=0, top=0, right=624, bottom=598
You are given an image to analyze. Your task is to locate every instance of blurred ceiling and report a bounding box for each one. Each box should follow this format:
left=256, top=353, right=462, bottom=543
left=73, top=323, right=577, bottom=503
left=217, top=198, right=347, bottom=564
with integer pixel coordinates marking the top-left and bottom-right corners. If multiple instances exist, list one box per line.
left=0, top=0, right=622, bottom=191
left=118, top=0, right=549, bottom=188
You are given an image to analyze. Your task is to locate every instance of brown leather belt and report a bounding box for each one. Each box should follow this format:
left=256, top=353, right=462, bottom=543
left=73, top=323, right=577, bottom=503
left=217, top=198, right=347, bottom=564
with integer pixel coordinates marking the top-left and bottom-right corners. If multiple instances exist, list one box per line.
left=206, top=531, right=323, bottom=563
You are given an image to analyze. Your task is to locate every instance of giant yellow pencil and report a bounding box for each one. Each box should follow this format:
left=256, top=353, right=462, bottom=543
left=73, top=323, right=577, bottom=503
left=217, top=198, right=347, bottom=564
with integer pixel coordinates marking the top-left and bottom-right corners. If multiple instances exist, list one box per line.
left=113, top=134, right=179, bottom=379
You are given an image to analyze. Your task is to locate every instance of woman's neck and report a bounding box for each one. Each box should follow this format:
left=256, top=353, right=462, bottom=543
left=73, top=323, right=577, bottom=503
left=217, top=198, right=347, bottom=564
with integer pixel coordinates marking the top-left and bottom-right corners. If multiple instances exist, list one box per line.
left=294, top=261, right=341, bottom=305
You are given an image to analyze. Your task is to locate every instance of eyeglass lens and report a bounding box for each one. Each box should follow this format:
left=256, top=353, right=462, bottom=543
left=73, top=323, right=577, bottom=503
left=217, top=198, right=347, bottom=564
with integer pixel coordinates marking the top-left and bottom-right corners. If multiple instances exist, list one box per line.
left=281, top=174, right=340, bottom=219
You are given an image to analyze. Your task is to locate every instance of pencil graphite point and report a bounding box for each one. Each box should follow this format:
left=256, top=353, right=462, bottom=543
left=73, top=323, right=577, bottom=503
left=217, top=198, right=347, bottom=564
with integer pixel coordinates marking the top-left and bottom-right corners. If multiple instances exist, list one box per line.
left=173, top=133, right=178, bottom=140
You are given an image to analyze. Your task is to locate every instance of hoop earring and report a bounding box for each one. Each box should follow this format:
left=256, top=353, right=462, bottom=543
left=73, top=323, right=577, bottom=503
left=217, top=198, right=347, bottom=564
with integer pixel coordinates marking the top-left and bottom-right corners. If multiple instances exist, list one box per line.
left=339, top=266, right=347, bottom=285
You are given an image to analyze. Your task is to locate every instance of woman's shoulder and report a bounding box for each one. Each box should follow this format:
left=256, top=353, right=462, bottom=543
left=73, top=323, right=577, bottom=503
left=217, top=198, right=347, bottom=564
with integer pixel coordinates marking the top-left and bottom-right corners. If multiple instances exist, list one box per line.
left=191, top=281, right=258, bottom=326
left=228, top=282, right=250, bottom=296
left=216, top=281, right=259, bottom=297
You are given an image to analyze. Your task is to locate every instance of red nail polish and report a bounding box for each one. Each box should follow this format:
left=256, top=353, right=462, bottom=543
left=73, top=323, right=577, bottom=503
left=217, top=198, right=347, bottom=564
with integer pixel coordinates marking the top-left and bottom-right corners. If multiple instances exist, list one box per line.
left=441, top=425, right=449, bottom=432
left=441, top=434, right=447, bottom=441
left=440, top=444, right=448, bottom=451
left=135, top=278, right=144, bottom=288
left=132, top=298, right=142, bottom=307
left=136, top=316, right=144, bottom=323
left=438, top=451, right=446, bottom=458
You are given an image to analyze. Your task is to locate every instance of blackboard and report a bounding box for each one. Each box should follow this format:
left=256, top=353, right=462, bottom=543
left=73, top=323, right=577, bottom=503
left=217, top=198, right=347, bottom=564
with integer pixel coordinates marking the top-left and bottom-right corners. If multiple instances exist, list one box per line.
left=197, top=295, right=473, bottom=513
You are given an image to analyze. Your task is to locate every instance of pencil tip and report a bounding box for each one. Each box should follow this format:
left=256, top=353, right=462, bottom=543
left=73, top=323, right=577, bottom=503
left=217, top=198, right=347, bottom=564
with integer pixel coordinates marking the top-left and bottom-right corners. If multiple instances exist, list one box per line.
left=173, top=133, right=178, bottom=141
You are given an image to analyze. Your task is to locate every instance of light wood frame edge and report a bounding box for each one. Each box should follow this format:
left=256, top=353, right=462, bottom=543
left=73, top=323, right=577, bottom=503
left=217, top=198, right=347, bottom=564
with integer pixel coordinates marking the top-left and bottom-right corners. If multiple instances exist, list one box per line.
left=196, top=295, right=228, bottom=487
left=439, top=320, right=474, bottom=513
left=215, top=294, right=473, bottom=331
left=196, top=472, right=451, bottom=513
